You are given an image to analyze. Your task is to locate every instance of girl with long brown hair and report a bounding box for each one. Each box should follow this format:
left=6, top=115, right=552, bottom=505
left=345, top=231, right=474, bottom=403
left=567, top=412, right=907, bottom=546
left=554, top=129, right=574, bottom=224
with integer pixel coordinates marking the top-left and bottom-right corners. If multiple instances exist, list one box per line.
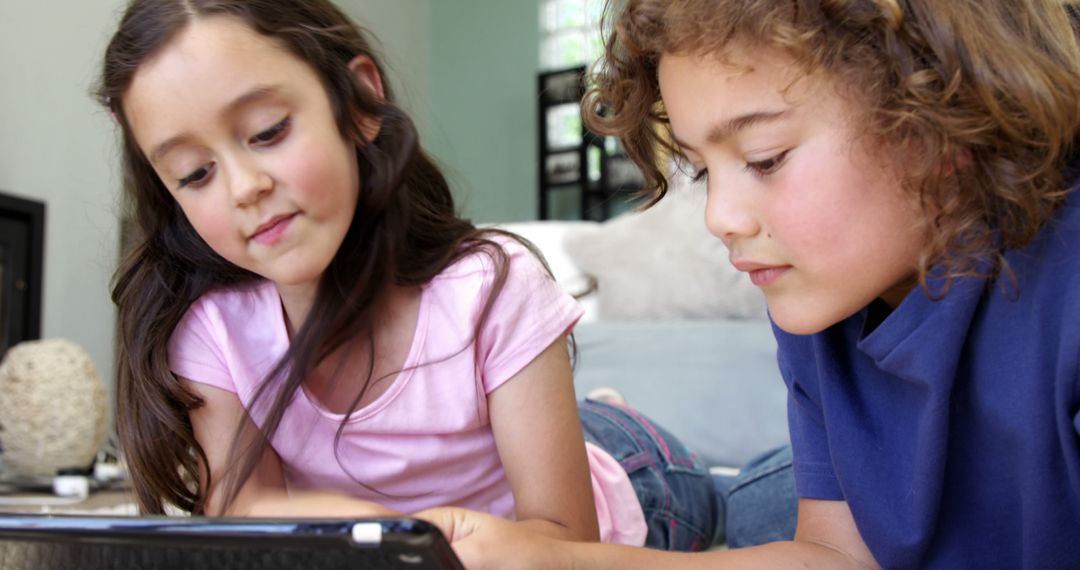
left=98, top=0, right=717, bottom=551
left=421, top=0, right=1080, bottom=567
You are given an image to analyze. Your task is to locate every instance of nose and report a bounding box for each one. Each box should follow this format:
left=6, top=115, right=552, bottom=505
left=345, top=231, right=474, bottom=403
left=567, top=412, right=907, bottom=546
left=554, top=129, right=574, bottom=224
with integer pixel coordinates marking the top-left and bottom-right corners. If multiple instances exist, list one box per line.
left=228, top=154, right=273, bottom=207
left=704, top=175, right=759, bottom=244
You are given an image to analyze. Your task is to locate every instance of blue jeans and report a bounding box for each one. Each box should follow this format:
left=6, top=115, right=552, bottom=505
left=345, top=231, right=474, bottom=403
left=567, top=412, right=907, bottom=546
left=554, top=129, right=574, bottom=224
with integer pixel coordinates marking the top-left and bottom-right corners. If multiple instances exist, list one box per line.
left=713, top=445, right=798, bottom=547
left=578, top=400, right=719, bottom=551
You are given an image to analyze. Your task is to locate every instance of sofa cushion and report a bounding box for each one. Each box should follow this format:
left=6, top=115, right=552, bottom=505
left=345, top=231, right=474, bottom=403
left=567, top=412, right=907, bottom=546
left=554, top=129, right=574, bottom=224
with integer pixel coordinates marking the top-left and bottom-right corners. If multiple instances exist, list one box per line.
left=563, top=177, right=765, bottom=320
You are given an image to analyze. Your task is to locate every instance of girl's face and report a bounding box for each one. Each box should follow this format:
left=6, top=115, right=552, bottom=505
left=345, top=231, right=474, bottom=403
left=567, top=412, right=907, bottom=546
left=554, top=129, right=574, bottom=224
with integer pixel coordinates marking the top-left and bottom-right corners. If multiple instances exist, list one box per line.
left=659, top=48, right=926, bottom=335
left=124, top=16, right=365, bottom=298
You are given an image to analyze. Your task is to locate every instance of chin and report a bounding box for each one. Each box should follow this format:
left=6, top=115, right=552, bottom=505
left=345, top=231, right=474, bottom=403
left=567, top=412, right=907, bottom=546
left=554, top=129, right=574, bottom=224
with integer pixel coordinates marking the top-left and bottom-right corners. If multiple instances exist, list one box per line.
left=766, top=302, right=842, bottom=336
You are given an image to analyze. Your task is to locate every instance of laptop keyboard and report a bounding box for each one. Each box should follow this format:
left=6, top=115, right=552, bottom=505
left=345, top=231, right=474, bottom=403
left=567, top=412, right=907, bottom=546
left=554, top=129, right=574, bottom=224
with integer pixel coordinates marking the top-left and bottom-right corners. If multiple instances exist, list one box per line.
left=0, top=541, right=415, bottom=569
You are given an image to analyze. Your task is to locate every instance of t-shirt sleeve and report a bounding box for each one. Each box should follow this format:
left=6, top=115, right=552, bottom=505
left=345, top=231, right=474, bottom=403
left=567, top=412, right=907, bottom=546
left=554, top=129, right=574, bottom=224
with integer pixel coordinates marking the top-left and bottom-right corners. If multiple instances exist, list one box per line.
left=477, top=242, right=584, bottom=394
left=773, top=321, right=844, bottom=500
left=168, top=300, right=237, bottom=393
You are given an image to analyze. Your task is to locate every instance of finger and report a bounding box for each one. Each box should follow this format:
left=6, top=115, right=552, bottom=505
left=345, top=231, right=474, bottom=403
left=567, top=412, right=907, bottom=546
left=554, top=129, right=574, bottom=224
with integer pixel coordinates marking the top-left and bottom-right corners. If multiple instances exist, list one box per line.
left=451, top=536, right=487, bottom=570
left=415, top=507, right=464, bottom=541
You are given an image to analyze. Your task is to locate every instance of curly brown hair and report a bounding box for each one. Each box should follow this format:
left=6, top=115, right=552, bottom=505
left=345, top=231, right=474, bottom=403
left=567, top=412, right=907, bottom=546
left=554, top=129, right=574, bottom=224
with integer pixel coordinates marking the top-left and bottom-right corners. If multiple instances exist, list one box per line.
left=585, top=0, right=1080, bottom=289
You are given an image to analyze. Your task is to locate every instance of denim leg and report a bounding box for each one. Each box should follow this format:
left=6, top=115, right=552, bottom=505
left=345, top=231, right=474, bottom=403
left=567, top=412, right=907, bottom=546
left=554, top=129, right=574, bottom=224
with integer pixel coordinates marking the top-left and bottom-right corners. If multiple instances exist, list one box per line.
left=711, top=470, right=735, bottom=545
left=725, top=444, right=798, bottom=548
left=579, top=399, right=719, bottom=551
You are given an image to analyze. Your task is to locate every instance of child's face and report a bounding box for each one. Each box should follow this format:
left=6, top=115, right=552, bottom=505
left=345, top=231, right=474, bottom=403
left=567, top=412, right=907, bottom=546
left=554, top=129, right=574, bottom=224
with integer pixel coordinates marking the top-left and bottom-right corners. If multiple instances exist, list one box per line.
left=124, top=16, right=361, bottom=295
left=659, top=48, right=926, bottom=335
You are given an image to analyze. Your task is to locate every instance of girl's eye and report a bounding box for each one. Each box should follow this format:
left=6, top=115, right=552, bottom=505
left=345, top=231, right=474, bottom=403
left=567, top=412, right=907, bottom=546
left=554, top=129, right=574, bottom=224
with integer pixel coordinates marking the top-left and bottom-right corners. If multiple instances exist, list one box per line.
left=745, top=150, right=790, bottom=177
left=250, top=117, right=290, bottom=145
left=178, top=163, right=214, bottom=189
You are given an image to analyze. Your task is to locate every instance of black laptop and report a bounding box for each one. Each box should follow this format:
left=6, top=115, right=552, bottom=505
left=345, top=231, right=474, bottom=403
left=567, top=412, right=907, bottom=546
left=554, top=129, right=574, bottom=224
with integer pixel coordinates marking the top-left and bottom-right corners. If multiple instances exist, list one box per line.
left=0, top=513, right=463, bottom=569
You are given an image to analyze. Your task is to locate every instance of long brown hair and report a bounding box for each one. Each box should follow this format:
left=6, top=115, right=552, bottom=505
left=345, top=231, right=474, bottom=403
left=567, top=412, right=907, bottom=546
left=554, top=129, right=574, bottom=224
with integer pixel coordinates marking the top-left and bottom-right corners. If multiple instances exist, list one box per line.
left=98, top=0, right=532, bottom=514
left=585, top=0, right=1080, bottom=290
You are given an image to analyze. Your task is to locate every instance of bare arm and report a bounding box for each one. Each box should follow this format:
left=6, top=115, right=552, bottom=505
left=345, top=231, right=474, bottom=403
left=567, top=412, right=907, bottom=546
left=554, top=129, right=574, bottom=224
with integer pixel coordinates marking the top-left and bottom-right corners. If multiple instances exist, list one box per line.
left=183, top=378, right=399, bottom=518
left=419, top=498, right=878, bottom=569
left=486, top=336, right=601, bottom=542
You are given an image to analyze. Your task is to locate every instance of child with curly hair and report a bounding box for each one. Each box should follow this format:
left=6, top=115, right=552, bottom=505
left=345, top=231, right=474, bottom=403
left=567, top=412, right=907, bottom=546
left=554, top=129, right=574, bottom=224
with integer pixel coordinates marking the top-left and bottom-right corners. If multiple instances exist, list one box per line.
left=421, top=1, right=1080, bottom=567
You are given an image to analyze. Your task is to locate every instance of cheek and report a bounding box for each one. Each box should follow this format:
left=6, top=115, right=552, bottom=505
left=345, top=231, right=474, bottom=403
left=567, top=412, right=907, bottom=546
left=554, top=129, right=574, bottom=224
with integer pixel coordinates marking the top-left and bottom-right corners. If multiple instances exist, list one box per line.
left=767, top=161, right=855, bottom=252
left=768, top=154, right=908, bottom=271
left=283, top=154, right=331, bottom=199
left=279, top=141, right=359, bottom=209
left=180, top=200, right=235, bottom=251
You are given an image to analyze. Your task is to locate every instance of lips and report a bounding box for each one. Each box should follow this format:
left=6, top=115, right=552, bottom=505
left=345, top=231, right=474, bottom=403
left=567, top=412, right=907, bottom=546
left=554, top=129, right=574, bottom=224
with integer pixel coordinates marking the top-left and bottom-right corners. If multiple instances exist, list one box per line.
left=730, top=259, right=791, bottom=287
left=747, top=266, right=790, bottom=286
left=250, top=213, right=297, bottom=245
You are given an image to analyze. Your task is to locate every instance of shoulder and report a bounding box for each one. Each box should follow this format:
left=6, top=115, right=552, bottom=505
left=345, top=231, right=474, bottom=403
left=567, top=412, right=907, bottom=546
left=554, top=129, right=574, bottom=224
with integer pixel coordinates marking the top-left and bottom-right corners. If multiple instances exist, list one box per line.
left=1041, top=187, right=1080, bottom=248
left=1006, top=188, right=1080, bottom=298
left=771, top=311, right=873, bottom=403
left=171, top=280, right=283, bottom=350
left=422, top=233, right=581, bottom=338
left=173, top=280, right=284, bottom=351
left=431, top=234, right=552, bottom=288
left=771, top=318, right=828, bottom=382
left=183, top=280, right=280, bottom=326
left=169, top=280, right=285, bottom=393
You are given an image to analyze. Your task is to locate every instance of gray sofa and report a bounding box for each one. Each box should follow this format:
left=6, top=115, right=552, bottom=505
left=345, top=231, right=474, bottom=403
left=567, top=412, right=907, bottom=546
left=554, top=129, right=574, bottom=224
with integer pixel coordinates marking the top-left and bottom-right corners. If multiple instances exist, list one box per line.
left=572, top=318, right=788, bottom=469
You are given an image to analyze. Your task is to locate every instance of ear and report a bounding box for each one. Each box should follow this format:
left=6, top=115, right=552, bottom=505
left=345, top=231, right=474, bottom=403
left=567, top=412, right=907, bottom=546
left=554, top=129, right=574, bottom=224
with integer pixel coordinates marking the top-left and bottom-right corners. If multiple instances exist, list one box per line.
left=347, top=55, right=385, bottom=143
left=941, top=147, right=972, bottom=178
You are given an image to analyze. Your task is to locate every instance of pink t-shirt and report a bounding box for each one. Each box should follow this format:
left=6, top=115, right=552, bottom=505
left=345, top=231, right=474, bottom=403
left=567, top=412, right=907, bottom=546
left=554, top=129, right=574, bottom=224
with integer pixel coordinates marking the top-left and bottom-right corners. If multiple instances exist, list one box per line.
left=168, top=240, right=646, bottom=545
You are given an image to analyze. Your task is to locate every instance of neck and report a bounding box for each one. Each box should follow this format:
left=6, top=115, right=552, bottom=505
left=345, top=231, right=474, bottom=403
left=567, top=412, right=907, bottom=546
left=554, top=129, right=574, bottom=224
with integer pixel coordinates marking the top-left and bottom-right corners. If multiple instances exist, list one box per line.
left=275, top=281, right=318, bottom=338
left=879, top=273, right=919, bottom=309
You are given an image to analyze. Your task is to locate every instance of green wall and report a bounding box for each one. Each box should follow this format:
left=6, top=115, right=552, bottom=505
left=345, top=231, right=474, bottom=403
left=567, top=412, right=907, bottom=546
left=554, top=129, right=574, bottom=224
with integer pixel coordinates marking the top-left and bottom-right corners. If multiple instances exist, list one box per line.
left=428, top=2, right=540, bottom=223
left=0, top=0, right=127, bottom=390
left=340, top=0, right=432, bottom=137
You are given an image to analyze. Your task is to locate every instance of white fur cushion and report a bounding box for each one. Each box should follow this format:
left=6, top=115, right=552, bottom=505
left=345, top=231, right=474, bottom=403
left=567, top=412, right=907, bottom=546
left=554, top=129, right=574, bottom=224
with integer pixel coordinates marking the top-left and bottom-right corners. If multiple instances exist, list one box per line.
left=562, top=176, right=766, bottom=320
left=490, top=220, right=601, bottom=322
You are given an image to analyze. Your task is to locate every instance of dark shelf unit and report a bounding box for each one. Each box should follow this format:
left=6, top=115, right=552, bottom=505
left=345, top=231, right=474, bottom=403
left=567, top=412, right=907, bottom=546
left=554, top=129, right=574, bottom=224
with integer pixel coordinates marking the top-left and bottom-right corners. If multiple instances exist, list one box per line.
left=0, top=192, right=45, bottom=357
left=537, top=66, right=644, bottom=221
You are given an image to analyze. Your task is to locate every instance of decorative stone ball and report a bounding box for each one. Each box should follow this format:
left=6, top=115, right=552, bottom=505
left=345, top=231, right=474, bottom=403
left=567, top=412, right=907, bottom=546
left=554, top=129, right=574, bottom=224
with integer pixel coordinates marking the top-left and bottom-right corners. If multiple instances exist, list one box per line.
left=0, top=339, right=108, bottom=479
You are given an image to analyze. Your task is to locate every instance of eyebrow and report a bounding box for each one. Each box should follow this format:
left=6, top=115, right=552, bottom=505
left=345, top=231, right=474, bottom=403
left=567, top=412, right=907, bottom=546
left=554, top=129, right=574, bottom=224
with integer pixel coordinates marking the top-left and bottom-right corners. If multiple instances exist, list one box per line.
left=148, top=85, right=283, bottom=164
left=673, top=109, right=791, bottom=152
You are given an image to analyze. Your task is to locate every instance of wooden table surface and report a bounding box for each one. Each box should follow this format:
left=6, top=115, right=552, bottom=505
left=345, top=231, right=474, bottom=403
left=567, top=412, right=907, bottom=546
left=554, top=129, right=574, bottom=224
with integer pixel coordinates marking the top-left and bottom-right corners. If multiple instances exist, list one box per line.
left=0, top=488, right=136, bottom=515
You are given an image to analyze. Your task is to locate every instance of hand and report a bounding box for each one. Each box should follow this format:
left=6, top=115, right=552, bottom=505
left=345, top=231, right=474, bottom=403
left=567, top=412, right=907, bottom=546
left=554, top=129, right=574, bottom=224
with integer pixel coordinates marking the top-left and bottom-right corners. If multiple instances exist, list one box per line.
left=416, top=506, right=569, bottom=570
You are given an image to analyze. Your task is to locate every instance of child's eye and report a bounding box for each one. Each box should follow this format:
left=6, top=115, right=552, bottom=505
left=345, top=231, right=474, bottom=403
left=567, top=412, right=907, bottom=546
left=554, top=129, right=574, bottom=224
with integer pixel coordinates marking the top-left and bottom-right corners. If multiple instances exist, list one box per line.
left=745, top=150, right=790, bottom=178
left=676, top=156, right=708, bottom=183
left=250, top=117, right=290, bottom=145
left=178, top=163, right=214, bottom=189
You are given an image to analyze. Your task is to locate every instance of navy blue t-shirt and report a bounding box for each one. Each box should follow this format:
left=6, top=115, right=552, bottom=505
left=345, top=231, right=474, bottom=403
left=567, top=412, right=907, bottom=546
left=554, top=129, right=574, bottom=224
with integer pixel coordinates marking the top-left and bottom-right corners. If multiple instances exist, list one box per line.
left=774, top=190, right=1080, bottom=569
